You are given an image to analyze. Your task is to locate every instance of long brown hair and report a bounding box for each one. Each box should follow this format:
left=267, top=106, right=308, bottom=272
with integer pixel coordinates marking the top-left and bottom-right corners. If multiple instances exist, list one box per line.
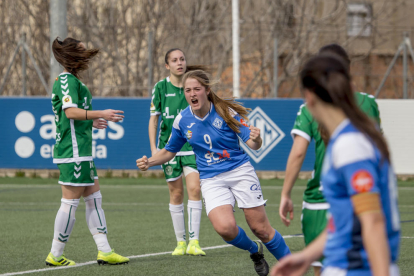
left=164, top=48, right=209, bottom=73
left=52, top=37, right=99, bottom=79
left=300, top=54, right=390, bottom=161
left=182, top=70, right=250, bottom=133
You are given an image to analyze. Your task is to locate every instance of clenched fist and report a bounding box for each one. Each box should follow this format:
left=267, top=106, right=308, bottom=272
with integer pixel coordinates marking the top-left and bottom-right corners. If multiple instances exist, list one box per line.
left=249, top=125, right=261, bottom=143
left=136, top=155, right=149, bottom=171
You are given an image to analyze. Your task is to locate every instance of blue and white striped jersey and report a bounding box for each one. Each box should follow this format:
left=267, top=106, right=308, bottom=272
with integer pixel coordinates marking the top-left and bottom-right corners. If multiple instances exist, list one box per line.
left=321, top=119, right=400, bottom=272
left=164, top=104, right=251, bottom=179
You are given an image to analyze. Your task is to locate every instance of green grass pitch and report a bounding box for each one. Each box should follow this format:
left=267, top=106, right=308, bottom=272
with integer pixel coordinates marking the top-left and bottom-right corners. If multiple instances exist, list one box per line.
left=0, top=177, right=413, bottom=275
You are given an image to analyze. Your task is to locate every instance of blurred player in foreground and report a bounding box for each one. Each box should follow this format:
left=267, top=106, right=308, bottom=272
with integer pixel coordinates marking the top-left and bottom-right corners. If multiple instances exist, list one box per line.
left=138, top=70, right=291, bottom=276
left=279, top=44, right=381, bottom=276
left=272, top=54, right=400, bottom=276
left=45, top=37, right=129, bottom=266
left=149, top=48, right=206, bottom=256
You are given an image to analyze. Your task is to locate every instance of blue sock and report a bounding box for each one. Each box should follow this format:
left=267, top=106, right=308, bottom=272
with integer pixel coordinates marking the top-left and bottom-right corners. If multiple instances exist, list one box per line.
left=225, top=226, right=258, bottom=254
left=264, top=230, right=291, bottom=260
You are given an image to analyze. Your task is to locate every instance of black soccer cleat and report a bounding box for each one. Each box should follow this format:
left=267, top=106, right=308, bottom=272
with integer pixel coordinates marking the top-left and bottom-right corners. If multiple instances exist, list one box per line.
left=250, top=241, right=269, bottom=276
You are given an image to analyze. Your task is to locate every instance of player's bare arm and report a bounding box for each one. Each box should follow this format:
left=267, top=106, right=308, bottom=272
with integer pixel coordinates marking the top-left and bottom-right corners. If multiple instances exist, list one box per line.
left=280, top=135, right=310, bottom=227
left=245, top=125, right=262, bottom=150
left=148, top=115, right=160, bottom=157
left=271, top=230, right=326, bottom=276
left=136, top=148, right=176, bottom=171
left=65, top=107, right=124, bottom=122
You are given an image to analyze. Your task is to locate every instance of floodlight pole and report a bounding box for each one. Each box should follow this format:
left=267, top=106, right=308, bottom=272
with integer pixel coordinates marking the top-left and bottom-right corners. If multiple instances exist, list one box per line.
left=0, top=33, right=49, bottom=96
left=403, top=33, right=408, bottom=99
left=49, top=0, right=67, bottom=95
left=273, top=37, right=278, bottom=98
left=376, top=33, right=414, bottom=98
left=232, top=0, right=240, bottom=98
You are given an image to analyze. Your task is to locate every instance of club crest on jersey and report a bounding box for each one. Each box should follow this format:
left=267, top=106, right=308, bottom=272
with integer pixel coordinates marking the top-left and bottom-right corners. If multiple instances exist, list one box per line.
left=213, top=118, right=223, bottom=129
left=351, top=170, right=374, bottom=193
left=186, top=130, right=192, bottom=139
left=62, top=95, right=72, bottom=104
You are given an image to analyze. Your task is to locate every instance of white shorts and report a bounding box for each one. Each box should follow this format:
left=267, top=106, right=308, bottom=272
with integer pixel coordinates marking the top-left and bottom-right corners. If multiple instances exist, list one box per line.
left=321, top=264, right=399, bottom=276
left=200, top=162, right=267, bottom=215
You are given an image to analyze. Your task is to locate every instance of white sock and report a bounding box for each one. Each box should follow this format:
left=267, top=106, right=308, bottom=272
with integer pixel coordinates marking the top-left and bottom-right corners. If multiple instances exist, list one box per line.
left=93, top=234, right=112, bottom=253
left=51, top=239, right=66, bottom=258
left=187, top=200, right=202, bottom=241
left=84, top=191, right=111, bottom=252
left=51, top=198, right=79, bottom=257
left=169, top=203, right=186, bottom=242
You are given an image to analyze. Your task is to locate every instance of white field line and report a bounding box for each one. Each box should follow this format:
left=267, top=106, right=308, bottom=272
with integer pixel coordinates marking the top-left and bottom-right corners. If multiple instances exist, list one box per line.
left=0, top=235, right=303, bottom=276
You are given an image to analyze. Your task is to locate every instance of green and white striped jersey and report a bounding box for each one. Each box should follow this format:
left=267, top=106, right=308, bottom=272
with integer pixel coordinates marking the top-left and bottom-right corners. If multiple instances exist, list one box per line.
left=150, top=77, right=193, bottom=156
left=52, top=73, right=93, bottom=164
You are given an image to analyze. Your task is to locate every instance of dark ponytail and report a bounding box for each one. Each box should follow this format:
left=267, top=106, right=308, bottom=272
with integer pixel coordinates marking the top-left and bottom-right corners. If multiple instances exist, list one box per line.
left=301, top=54, right=390, bottom=162
left=52, top=37, right=99, bottom=79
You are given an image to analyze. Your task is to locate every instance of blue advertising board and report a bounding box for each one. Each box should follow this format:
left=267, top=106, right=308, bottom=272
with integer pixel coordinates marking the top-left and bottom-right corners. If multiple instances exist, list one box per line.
left=0, top=98, right=315, bottom=171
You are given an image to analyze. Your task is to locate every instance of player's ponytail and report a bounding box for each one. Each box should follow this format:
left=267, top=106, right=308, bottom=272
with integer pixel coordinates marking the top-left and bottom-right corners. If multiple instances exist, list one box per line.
left=300, top=54, right=390, bottom=162
left=52, top=37, right=99, bottom=79
left=182, top=70, right=250, bottom=133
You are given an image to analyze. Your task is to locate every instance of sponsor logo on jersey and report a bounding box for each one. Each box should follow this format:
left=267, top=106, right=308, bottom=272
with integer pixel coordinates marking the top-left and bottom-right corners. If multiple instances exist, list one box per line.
left=62, top=95, right=72, bottom=104
left=186, top=130, right=192, bottom=139
left=187, top=123, right=196, bottom=128
left=351, top=170, right=374, bottom=193
left=55, top=77, right=58, bottom=81
left=240, top=107, right=285, bottom=163
left=90, top=170, right=94, bottom=180
left=240, top=118, right=249, bottom=127
left=213, top=118, right=223, bottom=129
left=165, top=165, right=173, bottom=176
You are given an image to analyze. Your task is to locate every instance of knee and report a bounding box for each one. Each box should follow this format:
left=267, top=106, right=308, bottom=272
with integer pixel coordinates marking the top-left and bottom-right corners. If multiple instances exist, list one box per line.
left=250, top=225, right=271, bottom=241
left=169, top=188, right=184, bottom=204
left=215, top=223, right=238, bottom=241
left=187, top=184, right=201, bottom=197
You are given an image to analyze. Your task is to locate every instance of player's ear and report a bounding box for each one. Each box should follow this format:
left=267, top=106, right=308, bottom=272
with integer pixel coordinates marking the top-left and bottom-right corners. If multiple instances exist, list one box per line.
left=165, top=63, right=170, bottom=71
left=206, top=88, right=210, bottom=96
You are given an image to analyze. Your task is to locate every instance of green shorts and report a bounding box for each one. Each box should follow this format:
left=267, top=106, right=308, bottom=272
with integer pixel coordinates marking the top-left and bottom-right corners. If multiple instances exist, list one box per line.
left=301, top=203, right=328, bottom=266
left=58, top=161, right=98, bottom=186
left=162, top=155, right=198, bottom=182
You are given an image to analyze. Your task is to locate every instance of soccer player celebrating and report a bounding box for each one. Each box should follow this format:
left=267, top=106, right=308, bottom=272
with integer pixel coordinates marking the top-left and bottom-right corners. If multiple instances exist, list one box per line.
left=149, top=48, right=206, bottom=256
left=271, top=54, right=400, bottom=276
left=279, top=44, right=381, bottom=276
left=45, top=37, right=129, bottom=266
left=138, top=70, right=291, bottom=276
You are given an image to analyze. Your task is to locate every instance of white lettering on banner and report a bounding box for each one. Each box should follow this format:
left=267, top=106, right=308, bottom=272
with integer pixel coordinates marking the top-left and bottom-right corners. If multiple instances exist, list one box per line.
left=240, top=107, right=285, bottom=163
left=40, top=144, right=54, bottom=158
left=14, top=111, right=124, bottom=160
left=92, top=122, right=125, bottom=140
left=92, top=140, right=107, bottom=159
left=40, top=115, right=56, bottom=139
left=93, top=128, right=106, bottom=140
left=108, top=121, right=124, bottom=140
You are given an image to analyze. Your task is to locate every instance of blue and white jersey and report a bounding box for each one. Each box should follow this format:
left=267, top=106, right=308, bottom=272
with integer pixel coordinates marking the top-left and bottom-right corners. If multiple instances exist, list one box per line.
left=322, top=119, right=400, bottom=272
left=165, top=104, right=251, bottom=179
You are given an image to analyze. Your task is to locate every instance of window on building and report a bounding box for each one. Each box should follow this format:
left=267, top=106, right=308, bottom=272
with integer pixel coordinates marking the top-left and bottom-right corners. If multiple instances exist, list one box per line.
left=347, top=3, right=372, bottom=37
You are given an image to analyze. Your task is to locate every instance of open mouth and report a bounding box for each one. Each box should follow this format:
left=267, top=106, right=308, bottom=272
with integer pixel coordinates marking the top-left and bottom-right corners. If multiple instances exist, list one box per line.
left=177, top=67, right=183, bottom=71
left=191, top=99, right=198, bottom=105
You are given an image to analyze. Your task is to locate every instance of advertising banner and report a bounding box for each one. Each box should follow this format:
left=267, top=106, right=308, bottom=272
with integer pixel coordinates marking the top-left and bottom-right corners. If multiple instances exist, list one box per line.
left=0, top=98, right=315, bottom=171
